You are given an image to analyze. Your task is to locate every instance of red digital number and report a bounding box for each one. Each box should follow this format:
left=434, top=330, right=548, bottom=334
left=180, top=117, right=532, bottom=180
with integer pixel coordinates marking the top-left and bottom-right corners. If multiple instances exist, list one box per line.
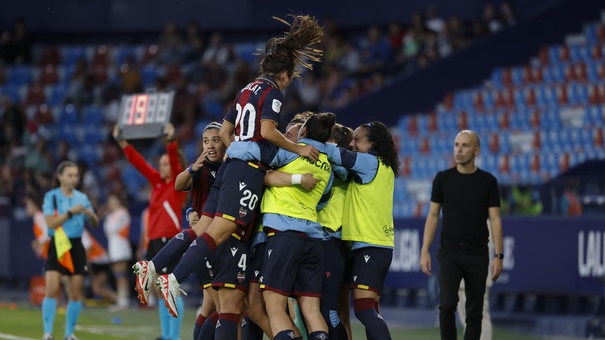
left=128, top=95, right=149, bottom=125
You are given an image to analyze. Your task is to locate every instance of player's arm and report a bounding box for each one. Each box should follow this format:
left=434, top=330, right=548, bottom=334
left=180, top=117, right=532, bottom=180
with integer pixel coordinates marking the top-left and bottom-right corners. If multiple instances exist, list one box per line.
left=420, top=201, right=441, bottom=276
left=175, top=151, right=206, bottom=192
left=489, top=207, right=504, bottom=281
left=264, top=170, right=320, bottom=192
left=219, top=120, right=235, bottom=149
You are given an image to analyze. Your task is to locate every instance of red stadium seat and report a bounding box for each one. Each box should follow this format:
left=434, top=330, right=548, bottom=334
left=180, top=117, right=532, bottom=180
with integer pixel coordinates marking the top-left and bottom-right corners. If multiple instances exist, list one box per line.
left=24, top=83, right=46, bottom=106
left=38, top=65, right=59, bottom=86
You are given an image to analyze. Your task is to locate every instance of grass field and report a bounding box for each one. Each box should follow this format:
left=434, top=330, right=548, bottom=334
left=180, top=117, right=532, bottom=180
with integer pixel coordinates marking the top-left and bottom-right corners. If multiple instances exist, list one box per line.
left=0, top=303, right=542, bottom=340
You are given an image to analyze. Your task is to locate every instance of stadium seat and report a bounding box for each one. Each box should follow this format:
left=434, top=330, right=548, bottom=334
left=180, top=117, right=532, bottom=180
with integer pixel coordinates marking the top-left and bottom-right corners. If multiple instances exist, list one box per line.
left=7, top=65, right=33, bottom=86
left=82, top=105, right=105, bottom=125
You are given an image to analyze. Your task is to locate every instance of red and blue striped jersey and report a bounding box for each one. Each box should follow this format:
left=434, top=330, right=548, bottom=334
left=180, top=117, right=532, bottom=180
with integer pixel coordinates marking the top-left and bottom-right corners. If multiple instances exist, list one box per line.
left=224, top=76, right=283, bottom=142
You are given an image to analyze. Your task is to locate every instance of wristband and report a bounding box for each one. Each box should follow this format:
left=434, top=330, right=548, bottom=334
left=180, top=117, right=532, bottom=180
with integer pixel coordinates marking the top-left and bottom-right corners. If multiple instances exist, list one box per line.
left=292, top=174, right=302, bottom=185
left=188, top=166, right=195, bottom=175
left=67, top=211, right=73, bottom=219
left=185, top=207, right=194, bottom=222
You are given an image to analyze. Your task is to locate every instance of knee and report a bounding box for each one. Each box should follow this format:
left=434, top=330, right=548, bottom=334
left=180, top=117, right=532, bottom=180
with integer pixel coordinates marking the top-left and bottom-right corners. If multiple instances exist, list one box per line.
left=248, top=303, right=267, bottom=323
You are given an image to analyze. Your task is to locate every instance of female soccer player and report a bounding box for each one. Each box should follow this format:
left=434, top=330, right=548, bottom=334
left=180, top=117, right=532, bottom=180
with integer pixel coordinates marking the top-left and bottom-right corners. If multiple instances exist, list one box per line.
left=327, top=121, right=400, bottom=340
left=41, top=161, right=99, bottom=340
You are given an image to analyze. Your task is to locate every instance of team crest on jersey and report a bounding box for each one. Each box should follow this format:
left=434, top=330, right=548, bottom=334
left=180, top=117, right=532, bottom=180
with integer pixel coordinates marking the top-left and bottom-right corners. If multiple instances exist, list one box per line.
left=254, top=270, right=260, bottom=277
left=230, top=247, right=238, bottom=256
left=272, top=99, right=282, bottom=113
left=210, top=171, right=216, bottom=178
left=237, top=272, right=246, bottom=283
left=364, top=255, right=371, bottom=263
left=239, top=207, right=247, bottom=217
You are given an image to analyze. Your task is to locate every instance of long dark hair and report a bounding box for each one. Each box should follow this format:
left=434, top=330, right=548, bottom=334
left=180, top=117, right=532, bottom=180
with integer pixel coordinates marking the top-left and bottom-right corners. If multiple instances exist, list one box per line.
left=53, top=160, right=78, bottom=188
left=361, top=121, right=400, bottom=178
left=302, top=112, right=336, bottom=143
left=260, top=14, right=324, bottom=80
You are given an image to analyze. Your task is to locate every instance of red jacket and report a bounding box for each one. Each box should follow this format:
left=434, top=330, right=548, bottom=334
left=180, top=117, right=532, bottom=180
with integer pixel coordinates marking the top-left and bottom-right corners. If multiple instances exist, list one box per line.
left=123, top=142, right=186, bottom=240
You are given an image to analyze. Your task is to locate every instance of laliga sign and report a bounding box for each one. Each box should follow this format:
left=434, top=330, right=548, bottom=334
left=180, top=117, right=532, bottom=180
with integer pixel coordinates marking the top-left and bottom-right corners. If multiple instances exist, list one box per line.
left=578, top=230, right=605, bottom=277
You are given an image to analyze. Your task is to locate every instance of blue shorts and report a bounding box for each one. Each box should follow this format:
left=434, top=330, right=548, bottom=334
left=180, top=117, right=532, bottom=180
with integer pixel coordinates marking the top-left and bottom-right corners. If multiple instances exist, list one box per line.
left=202, top=158, right=264, bottom=244
left=260, top=231, right=324, bottom=297
left=210, top=236, right=251, bottom=292
left=194, top=255, right=214, bottom=289
left=349, top=247, right=393, bottom=294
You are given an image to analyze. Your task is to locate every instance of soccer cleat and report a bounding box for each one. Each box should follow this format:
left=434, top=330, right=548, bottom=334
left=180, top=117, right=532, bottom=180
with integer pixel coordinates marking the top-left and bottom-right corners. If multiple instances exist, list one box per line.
left=133, top=260, right=156, bottom=305
left=156, top=274, right=187, bottom=317
left=42, top=334, right=54, bottom=340
left=64, top=335, right=79, bottom=340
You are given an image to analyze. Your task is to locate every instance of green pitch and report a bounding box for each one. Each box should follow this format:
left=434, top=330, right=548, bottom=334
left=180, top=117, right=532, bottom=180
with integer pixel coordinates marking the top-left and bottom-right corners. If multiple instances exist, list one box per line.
left=0, top=304, right=540, bottom=339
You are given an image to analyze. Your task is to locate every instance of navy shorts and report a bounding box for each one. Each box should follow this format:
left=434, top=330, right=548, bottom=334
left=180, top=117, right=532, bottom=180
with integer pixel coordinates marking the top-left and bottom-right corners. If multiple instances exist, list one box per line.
left=250, top=242, right=267, bottom=283
left=321, top=237, right=347, bottom=310
left=349, top=247, right=393, bottom=294
left=260, top=231, right=324, bottom=297
left=202, top=158, right=264, bottom=242
left=46, top=237, right=88, bottom=276
left=194, top=254, right=214, bottom=289
left=210, top=236, right=251, bottom=292
left=146, top=238, right=180, bottom=274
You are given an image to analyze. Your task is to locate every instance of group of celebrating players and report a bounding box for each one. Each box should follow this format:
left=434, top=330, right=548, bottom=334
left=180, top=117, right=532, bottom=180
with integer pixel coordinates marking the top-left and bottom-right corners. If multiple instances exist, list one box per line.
left=125, top=14, right=400, bottom=340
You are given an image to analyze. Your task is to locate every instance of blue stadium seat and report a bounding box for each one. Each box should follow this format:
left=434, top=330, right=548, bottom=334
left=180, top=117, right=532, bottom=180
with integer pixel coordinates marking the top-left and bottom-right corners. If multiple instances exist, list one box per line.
left=569, top=44, right=589, bottom=62
left=61, top=46, right=88, bottom=67
left=82, top=105, right=105, bottom=125
left=45, top=83, right=68, bottom=106
left=141, top=65, right=159, bottom=88
left=0, top=85, right=22, bottom=104
left=7, top=66, right=33, bottom=86
left=55, top=104, right=80, bottom=125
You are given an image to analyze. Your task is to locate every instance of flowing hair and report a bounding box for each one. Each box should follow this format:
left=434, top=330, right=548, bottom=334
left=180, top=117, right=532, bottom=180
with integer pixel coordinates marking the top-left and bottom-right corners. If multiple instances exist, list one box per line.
left=361, top=121, right=400, bottom=178
left=260, top=14, right=324, bottom=80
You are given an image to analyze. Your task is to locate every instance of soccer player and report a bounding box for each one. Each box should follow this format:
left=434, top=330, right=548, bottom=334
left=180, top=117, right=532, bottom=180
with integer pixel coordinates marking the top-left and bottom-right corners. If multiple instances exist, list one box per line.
left=113, top=123, right=187, bottom=340
left=174, top=122, right=225, bottom=340
left=133, top=14, right=324, bottom=330
left=326, top=121, right=400, bottom=339
left=319, top=123, right=354, bottom=340
left=41, top=161, right=99, bottom=340
left=228, top=112, right=336, bottom=340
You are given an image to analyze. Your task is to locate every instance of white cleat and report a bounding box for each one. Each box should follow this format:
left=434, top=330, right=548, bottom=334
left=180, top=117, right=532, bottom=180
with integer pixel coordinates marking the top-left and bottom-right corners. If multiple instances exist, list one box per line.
left=156, top=274, right=187, bottom=317
left=133, top=260, right=156, bottom=305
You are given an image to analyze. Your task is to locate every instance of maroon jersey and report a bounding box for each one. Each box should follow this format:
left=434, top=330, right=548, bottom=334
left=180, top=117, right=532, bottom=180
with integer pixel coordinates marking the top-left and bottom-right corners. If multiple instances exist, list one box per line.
left=190, top=159, right=221, bottom=214
left=223, top=76, right=283, bottom=142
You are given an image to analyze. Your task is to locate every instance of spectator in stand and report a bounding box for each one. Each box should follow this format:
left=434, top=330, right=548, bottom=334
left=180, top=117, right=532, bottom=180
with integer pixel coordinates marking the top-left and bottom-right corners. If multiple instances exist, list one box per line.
left=158, top=20, right=183, bottom=65
left=510, top=185, right=542, bottom=216
left=120, top=55, right=143, bottom=94
left=425, top=5, right=446, bottom=35
left=12, top=18, right=33, bottom=64
left=560, top=180, right=583, bottom=216
left=359, top=26, right=393, bottom=74
left=500, top=1, right=517, bottom=27
left=482, top=4, right=504, bottom=33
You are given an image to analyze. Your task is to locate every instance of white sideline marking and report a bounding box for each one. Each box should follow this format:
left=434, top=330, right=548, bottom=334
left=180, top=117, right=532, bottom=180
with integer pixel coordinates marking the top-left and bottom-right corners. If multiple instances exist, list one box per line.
left=0, top=333, right=37, bottom=340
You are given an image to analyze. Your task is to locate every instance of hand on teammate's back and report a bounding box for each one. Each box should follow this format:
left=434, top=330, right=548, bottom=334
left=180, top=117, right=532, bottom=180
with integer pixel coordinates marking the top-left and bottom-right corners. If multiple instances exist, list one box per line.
left=298, top=144, right=320, bottom=162
left=300, top=173, right=320, bottom=191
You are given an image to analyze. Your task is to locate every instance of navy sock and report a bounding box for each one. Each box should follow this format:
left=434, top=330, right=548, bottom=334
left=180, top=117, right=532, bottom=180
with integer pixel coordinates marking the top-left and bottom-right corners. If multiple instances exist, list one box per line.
left=198, top=311, right=219, bottom=340
left=241, top=315, right=264, bottom=340
left=193, top=313, right=207, bottom=340
left=354, top=298, right=391, bottom=340
left=330, top=321, right=348, bottom=340
left=275, top=330, right=296, bottom=340
left=309, top=331, right=329, bottom=339
left=215, top=313, right=240, bottom=340
left=152, top=229, right=197, bottom=270
left=172, top=233, right=216, bottom=283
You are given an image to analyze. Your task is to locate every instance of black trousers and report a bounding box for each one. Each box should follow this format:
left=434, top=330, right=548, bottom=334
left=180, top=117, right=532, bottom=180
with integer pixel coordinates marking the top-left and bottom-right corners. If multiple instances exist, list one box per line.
left=438, top=249, right=489, bottom=340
